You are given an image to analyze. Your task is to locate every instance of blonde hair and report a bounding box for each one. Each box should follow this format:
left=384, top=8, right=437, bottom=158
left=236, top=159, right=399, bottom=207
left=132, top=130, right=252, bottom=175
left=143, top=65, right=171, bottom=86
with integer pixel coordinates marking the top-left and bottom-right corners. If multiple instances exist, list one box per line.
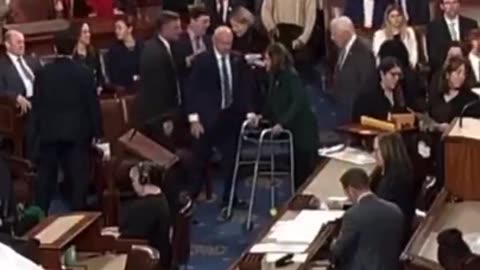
left=383, top=5, right=409, bottom=40
left=229, top=6, right=255, bottom=27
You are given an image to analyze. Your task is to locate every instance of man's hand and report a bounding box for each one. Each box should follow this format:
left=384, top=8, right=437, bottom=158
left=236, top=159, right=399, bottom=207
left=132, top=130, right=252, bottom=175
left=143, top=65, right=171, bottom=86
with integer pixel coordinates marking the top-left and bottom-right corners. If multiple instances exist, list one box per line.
left=435, top=123, right=450, bottom=132
left=292, top=38, right=305, bottom=50
left=16, top=95, right=31, bottom=115
left=163, top=120, right=174, bottom=137
left=190, top=121, right=205, bottom=139
left=271, top=123, right=284, bottom=135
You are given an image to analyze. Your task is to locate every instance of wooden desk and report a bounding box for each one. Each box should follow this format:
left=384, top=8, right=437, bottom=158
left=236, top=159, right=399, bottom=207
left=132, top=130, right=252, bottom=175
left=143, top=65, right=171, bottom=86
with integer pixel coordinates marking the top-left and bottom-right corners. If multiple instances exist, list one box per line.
left=24, top=212, right=109, bottom=270
left=229, top=158, right=378, bottom=270
left=402, top=190, right=480, bottom=270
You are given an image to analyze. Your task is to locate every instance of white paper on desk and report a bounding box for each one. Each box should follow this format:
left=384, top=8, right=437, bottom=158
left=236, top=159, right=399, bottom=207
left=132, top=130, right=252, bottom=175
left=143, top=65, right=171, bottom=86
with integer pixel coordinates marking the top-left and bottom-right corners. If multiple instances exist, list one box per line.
left=265, top=253, right=308, bottom=263
left=318, top=147, right=375, bottom=165
left=448, top=117, right=480, bottom=141
left=269, top=210, right=344, bottom=244
left=250, top=243, right=308, bottom=254
left=35, top=214, right=84, bottom=244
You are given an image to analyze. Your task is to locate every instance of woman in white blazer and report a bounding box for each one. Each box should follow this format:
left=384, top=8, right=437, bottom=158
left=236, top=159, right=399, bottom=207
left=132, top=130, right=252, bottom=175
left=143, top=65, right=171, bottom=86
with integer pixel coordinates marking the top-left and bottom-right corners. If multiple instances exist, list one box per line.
left=372, top=4, right=418, bottom=68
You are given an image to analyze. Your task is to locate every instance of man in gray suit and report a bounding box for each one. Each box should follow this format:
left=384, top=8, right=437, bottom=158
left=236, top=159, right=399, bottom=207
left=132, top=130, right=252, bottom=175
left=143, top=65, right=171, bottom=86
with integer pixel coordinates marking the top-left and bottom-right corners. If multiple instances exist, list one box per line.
left=330, top=16, right=376, bottom=123
left=331, top=168, right=404, bottom=270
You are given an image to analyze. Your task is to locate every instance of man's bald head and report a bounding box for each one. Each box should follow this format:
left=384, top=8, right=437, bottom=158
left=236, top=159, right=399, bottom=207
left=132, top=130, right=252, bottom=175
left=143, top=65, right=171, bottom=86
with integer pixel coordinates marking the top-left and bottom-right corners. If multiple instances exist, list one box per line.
left=4, top=30, right=25, bottom=56
left=213, top=26, right=233, bottom=55
left=330, top=16, right=355, bottom=48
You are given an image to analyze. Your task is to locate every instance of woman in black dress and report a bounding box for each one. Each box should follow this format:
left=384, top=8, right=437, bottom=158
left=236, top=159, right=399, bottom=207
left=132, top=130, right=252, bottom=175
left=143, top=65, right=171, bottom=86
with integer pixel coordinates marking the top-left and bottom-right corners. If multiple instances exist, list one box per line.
left=105, top=17, right=143, bottom=91
left=428, top=56, right=479, bottom=188
left=70, top=22, right=104, bottom=91
left=373, top=132, right=417, bottom=247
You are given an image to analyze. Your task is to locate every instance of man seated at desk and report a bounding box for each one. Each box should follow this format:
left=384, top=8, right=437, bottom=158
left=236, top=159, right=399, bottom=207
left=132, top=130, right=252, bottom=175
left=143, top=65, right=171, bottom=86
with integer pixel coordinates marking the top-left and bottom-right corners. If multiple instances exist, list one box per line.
left=331, top=168, right=404, bottom=270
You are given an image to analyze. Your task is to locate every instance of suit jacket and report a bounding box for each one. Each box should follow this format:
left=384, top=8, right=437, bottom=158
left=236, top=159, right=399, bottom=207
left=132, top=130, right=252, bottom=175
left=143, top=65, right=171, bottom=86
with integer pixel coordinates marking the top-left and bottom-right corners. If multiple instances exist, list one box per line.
left=137, top=37, right=180, bottom=124
left=174, top=31, right=211, bottom=90
left=32, top=57, right=102, bottom=142
left=203, top=0, right=245, bottom=33
left=344, top=0, right=390, bottom=29
left=331, top=194, right=404, bottom=270
left=185, top=50, right=252, bottom=129
left=263, top=68, right=319, bottom=151
left=0, top=54, right=41, bottom=97
left=427, top=16, right=478, bottom=72
left=332, top=37, right=376, bottom=121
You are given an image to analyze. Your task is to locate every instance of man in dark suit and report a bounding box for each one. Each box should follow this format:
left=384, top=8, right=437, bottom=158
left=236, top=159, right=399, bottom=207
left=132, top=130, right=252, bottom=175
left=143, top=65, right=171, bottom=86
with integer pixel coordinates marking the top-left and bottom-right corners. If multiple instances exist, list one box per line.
left=137, top=11, right=182, bottom=141
left=331, top=168, right=404, bottom=270
left=175, top=5, right=211, bottom=88
left=185, top=26, right=254, bottom=220
left=202, top=0, right=245, bottom=34
left=427, top=0, right=478, bottom=73
left=0, top=30, right=41, bottom=159
left=33, top=30, right=102, bottom=213
left=330, top=16, right=376, bottom=123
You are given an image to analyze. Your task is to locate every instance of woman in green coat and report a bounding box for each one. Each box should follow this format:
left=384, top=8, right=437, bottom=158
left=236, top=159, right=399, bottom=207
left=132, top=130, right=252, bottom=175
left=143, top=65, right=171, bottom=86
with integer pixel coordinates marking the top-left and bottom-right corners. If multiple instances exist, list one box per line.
left=262, top=43, right=320, bottom=189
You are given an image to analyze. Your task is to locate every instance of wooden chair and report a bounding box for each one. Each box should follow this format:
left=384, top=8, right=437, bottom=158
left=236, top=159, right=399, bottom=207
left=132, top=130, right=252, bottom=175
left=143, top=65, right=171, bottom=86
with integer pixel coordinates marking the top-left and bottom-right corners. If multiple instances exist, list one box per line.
left=0, top=95, right=25, bottom=157
left=4, top=155, right=35, bottom=207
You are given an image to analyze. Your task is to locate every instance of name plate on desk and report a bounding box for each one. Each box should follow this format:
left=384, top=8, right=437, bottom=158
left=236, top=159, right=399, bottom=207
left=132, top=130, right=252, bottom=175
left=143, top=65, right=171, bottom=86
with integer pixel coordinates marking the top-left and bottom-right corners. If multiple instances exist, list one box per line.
left=35, top=214, right=84, bottom=244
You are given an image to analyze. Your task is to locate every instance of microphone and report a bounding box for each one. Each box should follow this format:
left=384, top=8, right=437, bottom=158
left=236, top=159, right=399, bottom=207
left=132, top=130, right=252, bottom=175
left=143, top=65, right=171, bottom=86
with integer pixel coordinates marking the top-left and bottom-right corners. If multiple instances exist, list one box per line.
left=129, top=113, right=174, bottom=140
left=459, top=99, right=480, bottom=128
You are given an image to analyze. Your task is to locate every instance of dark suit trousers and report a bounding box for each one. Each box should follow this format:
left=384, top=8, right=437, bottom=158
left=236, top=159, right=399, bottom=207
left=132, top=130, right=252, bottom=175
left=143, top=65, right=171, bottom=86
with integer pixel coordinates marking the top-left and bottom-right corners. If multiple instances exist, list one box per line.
left=35, top=141, right=90, bottom=213
left=190, top=110, right=242, bottom=204
left=119, top=194, right=171, bottom=268
left=294, top=149, right=318, bottom=189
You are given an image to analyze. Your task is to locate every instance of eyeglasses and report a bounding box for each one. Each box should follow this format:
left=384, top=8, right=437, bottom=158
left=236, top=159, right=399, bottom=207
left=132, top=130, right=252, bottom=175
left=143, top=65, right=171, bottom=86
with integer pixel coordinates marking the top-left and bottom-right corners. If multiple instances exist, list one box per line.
left=388, top=71, right=403, bottom=78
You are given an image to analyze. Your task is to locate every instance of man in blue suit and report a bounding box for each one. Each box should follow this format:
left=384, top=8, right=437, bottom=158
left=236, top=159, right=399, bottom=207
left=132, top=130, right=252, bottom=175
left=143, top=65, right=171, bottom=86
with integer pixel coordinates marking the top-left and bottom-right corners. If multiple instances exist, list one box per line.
left=185, top=26, right=255, bottom=220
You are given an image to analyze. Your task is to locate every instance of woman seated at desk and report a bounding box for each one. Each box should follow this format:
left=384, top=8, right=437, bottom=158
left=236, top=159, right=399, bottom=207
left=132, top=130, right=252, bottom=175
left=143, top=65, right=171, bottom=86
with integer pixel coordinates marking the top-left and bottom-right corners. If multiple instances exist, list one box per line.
left=105, top=17, right=143, bottom=91
left=70, top=21, right=104, bottom=92
left=373, top=132, right=417, bottom=247
left=378, top=39, right=426, bottom=112
left=352, top=57, right=410, bottom=122
left=428, top=56, right=479, bottom=189
left=429, top=56, right=479, bottom=129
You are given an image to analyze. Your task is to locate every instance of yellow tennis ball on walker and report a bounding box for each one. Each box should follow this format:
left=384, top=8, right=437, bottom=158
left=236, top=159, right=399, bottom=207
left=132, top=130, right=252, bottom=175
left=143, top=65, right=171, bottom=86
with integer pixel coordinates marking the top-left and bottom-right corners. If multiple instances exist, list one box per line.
left=270, top=208, right=277, bottom=216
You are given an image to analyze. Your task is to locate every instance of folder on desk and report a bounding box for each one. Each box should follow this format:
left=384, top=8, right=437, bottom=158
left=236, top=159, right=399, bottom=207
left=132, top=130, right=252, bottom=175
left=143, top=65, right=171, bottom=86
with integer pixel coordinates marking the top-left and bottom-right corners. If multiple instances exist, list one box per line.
left=118, top=129, right=179, bottom=169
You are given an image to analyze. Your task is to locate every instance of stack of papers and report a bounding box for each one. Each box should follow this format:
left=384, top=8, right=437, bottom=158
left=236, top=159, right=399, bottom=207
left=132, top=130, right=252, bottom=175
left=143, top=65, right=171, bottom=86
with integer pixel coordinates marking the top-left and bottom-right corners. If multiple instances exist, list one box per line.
left=250, top=210, right=344, bottom=254
left=318, top=147, right=376, bottom=165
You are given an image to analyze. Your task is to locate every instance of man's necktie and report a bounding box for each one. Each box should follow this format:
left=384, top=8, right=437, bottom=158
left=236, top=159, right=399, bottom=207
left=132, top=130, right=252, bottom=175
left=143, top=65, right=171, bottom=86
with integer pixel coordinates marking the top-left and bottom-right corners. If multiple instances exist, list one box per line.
left=336, top=48, right=347, bottom=70
left=449, top=22, right=459, bottom=41
left=18, top=57, right=34, bottom=82
left=221, top=56, right=232, bottom=108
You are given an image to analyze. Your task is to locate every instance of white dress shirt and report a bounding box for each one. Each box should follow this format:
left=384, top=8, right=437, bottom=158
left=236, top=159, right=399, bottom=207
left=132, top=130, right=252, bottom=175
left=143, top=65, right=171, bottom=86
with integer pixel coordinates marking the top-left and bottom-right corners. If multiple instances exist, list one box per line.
left=338, top=34, right=357, bottom=69
left=469, top=52, right=480, bottom=82
left=7, top=52, right=34, bottom=98
left=444, top=15, right=460, bottom=41
left=158, top=34, right=172, bottom=55
left=363, top=0, right=375, bottom=28
left=187, top=28, right=206, bottom=54
left=217, top=0, right=230, bottom=23
left=0, top=242, right=44, bottom=270
left=372, top=27, right=419, bottom=67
